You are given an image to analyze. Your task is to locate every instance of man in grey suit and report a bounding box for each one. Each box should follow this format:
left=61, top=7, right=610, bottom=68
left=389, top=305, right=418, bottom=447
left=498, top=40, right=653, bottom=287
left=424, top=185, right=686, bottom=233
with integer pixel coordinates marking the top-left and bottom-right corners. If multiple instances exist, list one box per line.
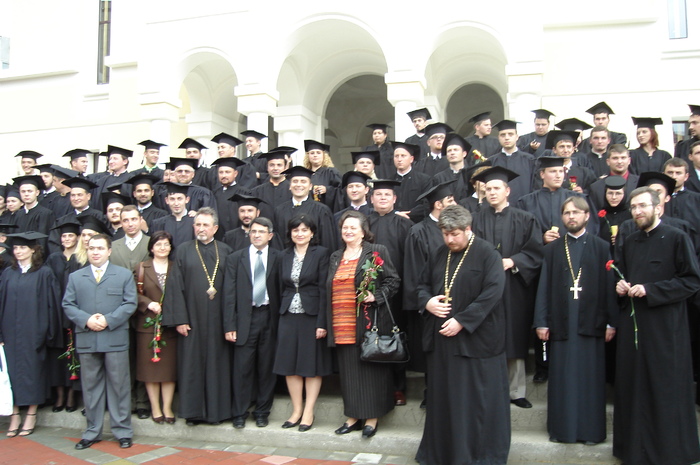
left=63, top=234, right=138, bottom=450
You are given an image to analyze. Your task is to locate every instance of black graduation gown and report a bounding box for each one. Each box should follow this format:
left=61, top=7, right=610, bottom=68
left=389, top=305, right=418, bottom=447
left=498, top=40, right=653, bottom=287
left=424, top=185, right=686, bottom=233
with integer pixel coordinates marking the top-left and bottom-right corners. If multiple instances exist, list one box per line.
left=686, top=167, right=700, bottom=193
left=531, top=161, right=596, bottom=193
left=234, top=163, right=260, bottom=190
left=473, top=206, right=543, bottom=358
left=333, top=204, right=372, bottom=223
left=516, top=188, right=589, bottom=235
left=587, top=174, right=639, bottom=212
left=433, top=167, right=467, bottom=202
left=156, top=183, right=216, bottom=213
left=251, top=180, right=291, bottom=221
left=48, top=208, right=107, bottom=255
left=364, top=142, right=395, bottom=179
left=91, top=171, right=134, bottom=211
left=212, top=184, right=251, bottom=235
left=14, top=203, right=55, bottom=247
left=0, top=266, right=62, bottom=406
left=413, top=154, right=449, bottom=178
left=394, top=169, right=431, bottom=222
left=405, top=133, right=429, bottom=159
left=614, top=224, right=700, bottom=465
left=459, top=195, right=486, bottom=214
left=628, top=148, right=672, bottom=175
left=222, top=227, right=250, bottom=253
left=517, top=131, right=548, bottom=158
left=272, top=198, right=337, bottom=251
left=245, top=152, right=267, bottom=174
left=130, top=166, right=164, bottom=181
left=192, top=166, right=214, bottom=190
left=579, top=131, right=627, bottom=154
left=162, top=239, right=232, bottom=423
left=533, top=233, right=616, bottom=444
left=582, top=152, right=609, bottom=178
left=415, top=239, right=509, bottom=465
left=597, top=202, right=631, bottom=256
left=310, top=167, right=341, bottom=211
left=675, top=136, right=700, bottom=162
left=149, top=215, right=195, bottom=248
left=139, top=203, right=168, bottom=231
left=466, top=134, right=501, bottom=160
left=488, top=151, right=535, bottom=202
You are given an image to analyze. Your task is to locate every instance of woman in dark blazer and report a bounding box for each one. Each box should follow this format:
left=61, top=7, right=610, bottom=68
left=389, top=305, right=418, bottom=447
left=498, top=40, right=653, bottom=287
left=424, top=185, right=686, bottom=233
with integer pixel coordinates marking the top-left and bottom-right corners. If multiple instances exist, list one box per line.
left=134, top=231, right=178, bottom=424
left=273, top=214, right=332, bottom=432
left=326, top=210, right=400, bottom=438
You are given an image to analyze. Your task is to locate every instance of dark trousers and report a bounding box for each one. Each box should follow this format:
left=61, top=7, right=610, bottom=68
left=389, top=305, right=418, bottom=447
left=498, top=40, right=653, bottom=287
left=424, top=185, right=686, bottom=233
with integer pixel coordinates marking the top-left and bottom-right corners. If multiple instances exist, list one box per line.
left=232, top=306, right=276, bottom=418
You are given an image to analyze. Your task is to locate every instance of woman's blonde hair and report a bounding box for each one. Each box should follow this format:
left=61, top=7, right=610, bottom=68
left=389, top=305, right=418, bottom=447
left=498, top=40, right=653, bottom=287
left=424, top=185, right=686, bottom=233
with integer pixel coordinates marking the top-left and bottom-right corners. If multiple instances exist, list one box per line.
left=303, top=150, right=335, bottom=169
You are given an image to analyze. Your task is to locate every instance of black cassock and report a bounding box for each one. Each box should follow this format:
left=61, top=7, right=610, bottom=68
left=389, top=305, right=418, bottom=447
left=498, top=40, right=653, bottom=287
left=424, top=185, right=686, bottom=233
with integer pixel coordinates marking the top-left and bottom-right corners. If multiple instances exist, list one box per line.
left=0, top=266, right=62, bottom=406
left=222, top=227, right=250, bottom=253
left=413, top=154, right=449, bottom=178
left=415, top=238, right=510, bottom=465
left=310, top=167, right=341, bottom=211
left=676, top=136, right=700, bottom=162
left=433, top=168, right=468, bottom=202
left=13, top=204, right=55, bottom=251
left=251, top=180, right=291, bottom=221
left=666, top=189, right=700, bottom=250
left=91, top=171, right=134, bottom=211
left=466, top=135, right=501, bottom=160
left=272, top=198, right=337, bottom=251
left=473, top=206, right=543, bottom=359
left=628, top=148, right=672, bottom=175
left=163, top=240, right=232, bottom=423
left=533, top=233, right=616, bottom=444
left=582, top=152, right=609, bottom=178
left=394, top=169, right=431, bottom=223
left=405, top=133, right=429, bottom=159
left=41, top=191, right=72, bottom=219
left=614, top=224, right=700, bottom=465
left=517, top=131, right=548, bottom=158
left=587, top=174, right=639, bottom=212
left=245, top=152, right=267, bottom=174
left=212, top=184, right=251, bottom=235
left=615, top=215, right=699, bottom=261
left=150, top=215, right=194, bottom=248
left=488, top=151, right=535, bottom=202
left=364, top=142, right=395, bottom=179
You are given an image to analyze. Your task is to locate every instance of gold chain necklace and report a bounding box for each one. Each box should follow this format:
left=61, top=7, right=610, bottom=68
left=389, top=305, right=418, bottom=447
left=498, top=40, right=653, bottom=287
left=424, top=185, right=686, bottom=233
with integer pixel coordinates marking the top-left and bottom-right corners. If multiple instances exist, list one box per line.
left=195, top=240, right=220, bottom=300
left=564, top=235, right=583, bottom=300
left=443, top=233, right=475, bottom=303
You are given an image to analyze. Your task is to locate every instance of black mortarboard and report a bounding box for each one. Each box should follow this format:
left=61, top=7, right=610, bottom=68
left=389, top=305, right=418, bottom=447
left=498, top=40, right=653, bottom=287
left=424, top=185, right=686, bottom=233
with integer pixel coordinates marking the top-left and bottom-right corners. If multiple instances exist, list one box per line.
left=211, top=157, right=246, bottom=169
left=351, top=150, right=381, bottom=165
left=51, top=165, right=78, bottom=180
left=545, top=130, right=579, bottom=150
left=555, top=118, right=593, bottom=132
left=632, top=117, right=663, bottom=129
left=35, top=164, right=54, bottom=174
left=62, top=177, right=99, bottom=191
left=273, top=146, right=297, bottom=155
left=124, top=173, right=159, bottom=188
left=104, top=145, right=133, bottom=158
left=637, top=172, right=676, bottom=197
left=463, top=160, right=493, bottom=186
left=51, top=219, right=80, bottom=236
left=441, top=133, right=472, bottom=157
left=391, top=142, right=420, bottom=158
left=688, top=105, right=700, bottom=116
left=468, top=112, right=491, bottom=124
left=101, top=192, right=131, bottom=210
left=471, top=166, right=519, bottom=184
left=304, top=139, right=330, bottom=152
left=537, top=156, right=565, bottom=170
left=0, top=223, right=19, bottom=235
left=178, top=138, right=207, bottom=151
left=407, top=108, right=432, bottom=120
left=495, top=120, right=518, bottom=131
left=281, top=166, right=314, bottom=179
left=605, top=175, right=627, bottom=190
left=15, top=150, right=43, bottom=161
left=161, top=182, right=191, bottom=196
left=12, top=175, right=44, bottom=190
left=416, top=180, right=456, bottom=206
left=532, top=109, right=555, bottom=119
left=211, top=132, right=243, bottom=147
left=77, top=215, right=112, bottom=236
left=341, top=171, right=371, bottom=188
left=424, top=123, right=453, bottom=139
left=228, top=193, right=263, bottom=207
left=586, top=101, right=615, bottom=115
left=371, top=179, right=401, bottom=191
left=105, top=183, right=122, bottom=193
left=5, top=185, right=20, bottom=199
left=261, top=150, right=288, bottom=161
left=167, top=157, right=199, bottom=171
left=63, top=148, right=92, bottom=160
left=366, top=123, right=391, bottom=132
left=240, top=130, right=267, bottom=140
left=6, top=231, right=47, bottom=247
left=138, top=140, right=167, bottom=150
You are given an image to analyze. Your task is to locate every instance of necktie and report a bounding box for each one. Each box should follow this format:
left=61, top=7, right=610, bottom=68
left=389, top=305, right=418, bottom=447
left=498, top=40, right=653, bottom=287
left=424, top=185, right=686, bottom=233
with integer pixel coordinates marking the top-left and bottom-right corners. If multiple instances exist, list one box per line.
left=95, top=269, right=103, bottom=283
left=252, top=251, right=266, bottom=306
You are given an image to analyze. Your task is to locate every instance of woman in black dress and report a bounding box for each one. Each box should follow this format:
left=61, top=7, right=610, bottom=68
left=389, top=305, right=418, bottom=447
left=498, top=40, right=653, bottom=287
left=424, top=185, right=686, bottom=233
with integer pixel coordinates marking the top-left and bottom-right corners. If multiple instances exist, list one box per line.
left=303, top=139, right=341, bottom=210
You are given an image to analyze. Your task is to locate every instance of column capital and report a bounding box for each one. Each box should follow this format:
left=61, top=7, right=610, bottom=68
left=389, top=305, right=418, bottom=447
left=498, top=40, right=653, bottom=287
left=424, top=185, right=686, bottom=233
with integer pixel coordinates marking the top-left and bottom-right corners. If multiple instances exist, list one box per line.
left=234, top=85, right=279, bottom=116
left=384, top=73, right=427, bottom=107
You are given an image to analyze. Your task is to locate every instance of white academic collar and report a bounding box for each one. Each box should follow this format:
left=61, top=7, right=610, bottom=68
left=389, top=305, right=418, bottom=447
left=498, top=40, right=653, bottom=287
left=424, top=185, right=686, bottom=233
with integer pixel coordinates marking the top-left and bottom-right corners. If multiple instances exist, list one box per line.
left=44, top=186, right=56, bottom=195
left=23, top=201, right=39, bottom=213
left=397, top=167, right=412, bottom=176
left=567, top=228, right=587, bottom=239
left=138, top=202, right=152, bottom=211
left=293, top=196, right=309, bottom=206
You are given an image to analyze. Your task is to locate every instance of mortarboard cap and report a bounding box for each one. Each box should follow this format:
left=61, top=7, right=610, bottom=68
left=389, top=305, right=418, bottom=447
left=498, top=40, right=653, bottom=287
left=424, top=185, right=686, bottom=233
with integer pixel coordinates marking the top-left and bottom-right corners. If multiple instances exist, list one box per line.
left=366, top=123, right=391, bottom=132
left=35, top=164, right=54, bottom=174
left=50, top=165, right=78, bottom=179
left=273, top=146, right=297, bottom=155
left=688, top=105, right=700, bottom=116
left=6, top=231, right=47, bottom=247
left=469, top=112, right=491, bottom=124
left=424, top=123, right=453, bottom=139
left=416, top=180, right=456, bottom=207
left=637, top=171, right=676, bottom=198
left=178, top=138, right=207, bottom=151
left=104, top=145, right=133, bottom=158
left=12, top=175, right=44, bottom=190
left=463, top=160, right=493, bottom=186
left=532, top=109, right=555, bottom=120
left=261, top=150, right=289, bottom=162
left=471, top=166, right=519, bottom=185
left=228, top=193, right=263, bottom=208
left=391, top=142, right=420, bottom=158
left=555, top=118, right=592, bottom=132
left=0, top=223, right=19, bottom=235
left=77, top=215, right=112, bottom=236
left=304, top=139, right=330, bottom=153
left=63, top=148, right=92, bottom=160
left=211, top=157, right=246, bottom=169
left=15, top=151, right=43, bottom=161
left=211, top=133, right=243, bottom=147
left=138, top=140, right=167, bottom=150
left=632, top=117, right=663, bottom=129
left=62, top=177, right=99, bottom=192
left=495, top=120, right=518, bottom=131
left=101, top=191, right=131, bottom=211
left=351, top=150, right=381, bottom=165
left=167, top=157, right=199, bottom=171
left=5, top=185, right=20, bottom=199
left=51, top=219, right=80, bottom=236
left=124, top=173, right=159, bottom=188
left=441, top=133, right=472, bottom=157
left=407, top=108, right=432, bottom=121
left=605, top=175, right=627, bottom=190
left=537, top=156, right=566, bottom=170
left=162, top=182, right=191, bottom=196
left=371, top=179, right=401, bottom=191
left=240, top=130, right=267, bottom=141
left=586, top=101, right=615, bottom=115
left=545, top=130, right=579, bottom=150
left=281, top=166, right=314, bottom=179
left=341, top=171, right=371, bottom=188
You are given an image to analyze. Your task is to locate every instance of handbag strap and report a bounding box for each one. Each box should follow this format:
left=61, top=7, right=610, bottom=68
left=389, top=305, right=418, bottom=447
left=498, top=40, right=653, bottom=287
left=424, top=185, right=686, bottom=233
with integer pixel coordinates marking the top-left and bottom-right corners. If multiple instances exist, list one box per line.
left=371, top=290, right=399, bottom=332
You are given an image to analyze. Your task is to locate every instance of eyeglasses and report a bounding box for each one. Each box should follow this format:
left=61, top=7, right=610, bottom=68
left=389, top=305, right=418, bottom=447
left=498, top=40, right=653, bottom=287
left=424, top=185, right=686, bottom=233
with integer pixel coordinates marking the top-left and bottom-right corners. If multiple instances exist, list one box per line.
left=630, top=203, right=653, bottom=212
left=562, top=210, right=585, bottom=217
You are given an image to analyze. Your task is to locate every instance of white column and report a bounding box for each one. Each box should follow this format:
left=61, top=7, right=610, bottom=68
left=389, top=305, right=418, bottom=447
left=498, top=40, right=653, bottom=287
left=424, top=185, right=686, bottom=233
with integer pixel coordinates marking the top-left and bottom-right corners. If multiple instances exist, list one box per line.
left=275, top=104, right=323, bottom=166
left=386, top=72, right=427, bottom=142
left=235, top=86, right=279, bottom=154
left=505, top=61, right=545, bottom=134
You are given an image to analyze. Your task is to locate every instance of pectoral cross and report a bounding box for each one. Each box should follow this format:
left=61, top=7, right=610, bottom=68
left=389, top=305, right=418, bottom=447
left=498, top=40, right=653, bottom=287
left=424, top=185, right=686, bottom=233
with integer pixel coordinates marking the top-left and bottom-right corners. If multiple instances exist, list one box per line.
left=569, top=279, right=582, bottom=300
left=207, top=286, right=217, bottom=300
left=443, top=289, right=452, bottom=304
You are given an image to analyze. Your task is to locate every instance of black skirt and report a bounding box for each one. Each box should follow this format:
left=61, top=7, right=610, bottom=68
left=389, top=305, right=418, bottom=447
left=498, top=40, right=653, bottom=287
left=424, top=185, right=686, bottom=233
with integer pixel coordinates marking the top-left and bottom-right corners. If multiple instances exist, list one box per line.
left=336, top=344, right=393, bottom=419
left=273, top=312, right=332, bottom=377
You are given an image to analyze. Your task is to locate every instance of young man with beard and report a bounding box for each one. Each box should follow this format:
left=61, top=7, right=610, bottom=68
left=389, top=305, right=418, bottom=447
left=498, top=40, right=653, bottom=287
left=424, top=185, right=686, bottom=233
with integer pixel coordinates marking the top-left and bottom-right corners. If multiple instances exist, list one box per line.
left=413, top=123, right=452, bottom=177
left=210, top=156, right=251, bottom=235
left=124, top=173, right=167, bottom=232
left=223, top=194, right=263, bottom=252
left=404, top=108, right=431, bottom=158
left=675, top=105, right=700, bottom=162
left=251, top=150, right=292, bottom=220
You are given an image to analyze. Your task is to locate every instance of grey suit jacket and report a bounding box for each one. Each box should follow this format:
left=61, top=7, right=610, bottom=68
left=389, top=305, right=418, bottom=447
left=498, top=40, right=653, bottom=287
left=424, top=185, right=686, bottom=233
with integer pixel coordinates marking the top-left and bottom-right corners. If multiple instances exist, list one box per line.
left=62, top=262, right=138, bottom=353
left=110, top=234, right=150, bottom=272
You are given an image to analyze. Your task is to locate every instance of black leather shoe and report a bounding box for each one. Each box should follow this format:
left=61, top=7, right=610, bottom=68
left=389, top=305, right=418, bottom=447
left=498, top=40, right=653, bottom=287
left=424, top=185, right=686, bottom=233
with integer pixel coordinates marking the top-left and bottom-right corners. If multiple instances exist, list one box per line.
left=298, top=417, right=314, bottom=432
left=362, top=424, right=377, bottom=438
left=510, top=398, right=533, bottom=409
left=119, top=438, right=132, bottom=449
left=65, top=406, right=77, bottom=413
left=136, top=408, right=150, bottom=419
left=75, top=439, right=101, bottom=450
left=281, top=418, right=301, bottom=429
left=233, top=417, right=246, bottom=429
left=255, top=416, right=268, bottom=427
left=335, top=421, right=362, bottom=435
left=533, top=371, right=548, bottom=383
left=52, top=405, right=64, bottom=413
left=186, top=419, right=199, bottom=426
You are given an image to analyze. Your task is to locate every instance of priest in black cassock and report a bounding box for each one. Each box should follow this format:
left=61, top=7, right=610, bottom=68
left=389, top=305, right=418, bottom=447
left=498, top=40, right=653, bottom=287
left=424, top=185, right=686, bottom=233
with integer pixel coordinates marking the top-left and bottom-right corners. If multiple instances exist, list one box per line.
left=472, top=167, right=543, bottom=409
left=149, top=183, right=195, bottom=248
left=432, top=133, right=472, bottom=203
left=614, top=187, right=700, bottom=465
left=489, top=119, right=535, bottom=202
left=222, top=194, right=262, bottom=253
left=534, top=196, right=617, bottom=444
left=413, top=123, right=452, bottom=178
left=251, top=150, right=292, bottom=221
left=465, top=112, right=501, bottom=161
left=404, top=108, right=431, bottom=159
left=163, top=207, right=232, bottom=425
left=415, top=205, right=509, bottom=465
left=517, top=109, right=554, bottom=158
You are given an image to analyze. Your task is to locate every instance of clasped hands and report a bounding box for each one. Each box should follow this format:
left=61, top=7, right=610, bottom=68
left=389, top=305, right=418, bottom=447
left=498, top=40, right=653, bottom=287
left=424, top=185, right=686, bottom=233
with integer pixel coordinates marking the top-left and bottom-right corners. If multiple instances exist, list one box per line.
left=87, top=314, right=107, bottom=331
left=425, top=296, right=463, bottom=337
left=615, top=279, right=646, bottom=298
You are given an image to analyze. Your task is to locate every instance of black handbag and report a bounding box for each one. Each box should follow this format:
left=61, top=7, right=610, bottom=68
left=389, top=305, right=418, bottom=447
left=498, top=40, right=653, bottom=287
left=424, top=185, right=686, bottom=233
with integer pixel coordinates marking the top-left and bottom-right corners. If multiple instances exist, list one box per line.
left=360, top=292, right=409, bottom=363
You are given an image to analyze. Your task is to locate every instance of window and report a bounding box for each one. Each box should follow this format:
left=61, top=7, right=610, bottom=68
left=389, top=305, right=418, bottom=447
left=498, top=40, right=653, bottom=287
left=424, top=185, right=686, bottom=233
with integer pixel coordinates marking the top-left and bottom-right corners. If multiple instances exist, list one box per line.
left=672, top=120, right=689, bottom=145
left=668, top=0, right=688, bottom=39
left=0, top=36, right=9, bottom=69
left=97, top=0, right=111, bottom=84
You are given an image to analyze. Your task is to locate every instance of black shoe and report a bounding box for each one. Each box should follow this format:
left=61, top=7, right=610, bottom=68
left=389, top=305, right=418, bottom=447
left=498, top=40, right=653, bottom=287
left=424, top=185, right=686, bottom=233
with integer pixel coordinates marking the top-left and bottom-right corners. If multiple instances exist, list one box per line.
left=136, top=408, right=150, bottom=420
left=510, top=398, right=533, bottom=409
left=75, top=439, right=101, bottom=450
left=119, top=438, right=132, bottom=449
left=362, top=424, right=377, bottom=438
left=255, top=416, right=268, bottom=428
left=186, top=419, right=200, bottom=426
left=233, top=416, right=246, bottom=429
left=533, top=371, right=548, bottom=383
left=335, top=421, right=362, bottom=435
left=298, top=417, right=314, bottom=432
left=65, top=406, right=77, bottom=413
left=81, top=408, right=86, bottom=416
left=282, top=418, right=301, bottom=429
left=419, top=398, right=426, bottom=409
left=52, top=405, right=64, bottom=413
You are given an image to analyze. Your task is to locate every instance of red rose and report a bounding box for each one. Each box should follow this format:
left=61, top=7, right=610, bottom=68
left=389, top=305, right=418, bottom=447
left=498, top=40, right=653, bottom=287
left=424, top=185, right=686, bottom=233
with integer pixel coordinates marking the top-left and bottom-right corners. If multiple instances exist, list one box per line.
left=605, top=260, right=614, bottom=271
left=372, top=251, right=380, bottom=257
left=69, top=374, right=79, bottom=381
left=151, top=356, right=160, bottom=363
left=66, top=355, right=71, bottom=360
left=375, top=256, right=384, bottom=266
left=155, top=336, right=161, bottom=341
left=155, top=347, right=161, bottom=353
left=598, top=210, right=607, bottom=218
left=569, top=176, right=577, bottom=184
